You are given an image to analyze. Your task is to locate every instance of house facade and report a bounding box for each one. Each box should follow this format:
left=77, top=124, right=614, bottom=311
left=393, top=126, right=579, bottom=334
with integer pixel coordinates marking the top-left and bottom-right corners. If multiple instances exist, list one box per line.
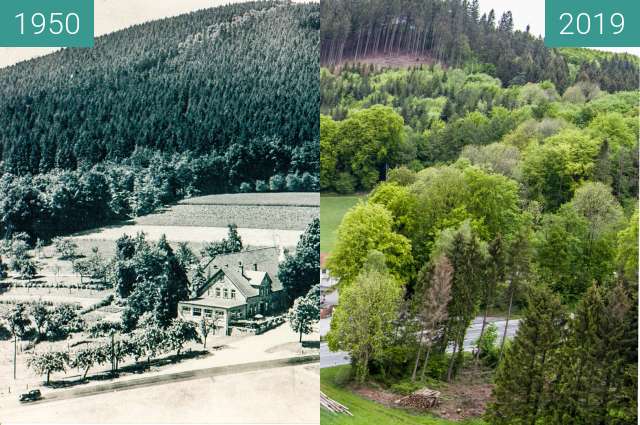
left=178, top=247, right=286, bottom=336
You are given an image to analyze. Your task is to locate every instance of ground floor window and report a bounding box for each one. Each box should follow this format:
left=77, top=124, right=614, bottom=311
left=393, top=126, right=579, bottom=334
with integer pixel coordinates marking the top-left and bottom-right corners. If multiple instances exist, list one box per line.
left=193, top=307, right=202, bottom=317
left=204, top=309, right=213, bottom=318
left=181, top=306, right=191, bottom=314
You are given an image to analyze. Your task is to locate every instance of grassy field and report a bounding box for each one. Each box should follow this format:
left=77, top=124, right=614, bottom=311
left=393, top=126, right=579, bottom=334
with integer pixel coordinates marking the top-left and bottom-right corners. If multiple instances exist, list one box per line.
left=320, top=195, right=365, bottom=253
left=321, top=366, right=486, bottom=425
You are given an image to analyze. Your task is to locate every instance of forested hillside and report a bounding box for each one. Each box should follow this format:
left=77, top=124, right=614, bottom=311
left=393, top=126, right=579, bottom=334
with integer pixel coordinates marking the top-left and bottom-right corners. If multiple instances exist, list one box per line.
left=321, top=65, right=638, bottom=206
left=320, top=0, right=638, bottom=92
left=0, top=1, right=319, bottom=240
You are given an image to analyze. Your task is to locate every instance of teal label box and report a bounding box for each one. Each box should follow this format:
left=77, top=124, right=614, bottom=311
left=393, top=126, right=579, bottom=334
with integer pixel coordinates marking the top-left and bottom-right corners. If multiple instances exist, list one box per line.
left=0, top=0, right=94, bottom=47
left=545, top=0, right=639, bottom=47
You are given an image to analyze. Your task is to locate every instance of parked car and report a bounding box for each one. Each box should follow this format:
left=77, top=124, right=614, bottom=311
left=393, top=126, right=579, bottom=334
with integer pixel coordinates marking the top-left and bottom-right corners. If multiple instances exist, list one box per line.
left=19, top=389, right=42, bottom=403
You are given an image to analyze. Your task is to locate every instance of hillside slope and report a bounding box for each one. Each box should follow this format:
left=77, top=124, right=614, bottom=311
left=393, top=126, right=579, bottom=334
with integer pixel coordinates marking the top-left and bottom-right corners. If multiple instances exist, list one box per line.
left=0, top=1, right=319, bottom=177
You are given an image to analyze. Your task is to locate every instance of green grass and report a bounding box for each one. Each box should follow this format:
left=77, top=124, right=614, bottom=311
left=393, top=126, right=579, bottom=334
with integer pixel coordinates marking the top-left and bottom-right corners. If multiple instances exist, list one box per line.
left=321, top=366, right=486, bottom=425
left=320, top=195, right=365, bottom=253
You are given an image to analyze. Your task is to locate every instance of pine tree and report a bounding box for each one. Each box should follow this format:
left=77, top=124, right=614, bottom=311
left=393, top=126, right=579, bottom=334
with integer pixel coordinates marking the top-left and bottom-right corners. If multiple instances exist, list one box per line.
left=486, top=285, right=566, bottom=425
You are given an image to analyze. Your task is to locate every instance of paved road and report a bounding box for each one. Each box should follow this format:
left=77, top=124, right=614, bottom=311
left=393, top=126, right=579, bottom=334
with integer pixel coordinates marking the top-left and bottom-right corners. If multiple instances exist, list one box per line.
left=6, top=355, right=319, bottom=407
left=1, top=363, right=320, bottom=424
left=320, top=317, right=520, bottom=369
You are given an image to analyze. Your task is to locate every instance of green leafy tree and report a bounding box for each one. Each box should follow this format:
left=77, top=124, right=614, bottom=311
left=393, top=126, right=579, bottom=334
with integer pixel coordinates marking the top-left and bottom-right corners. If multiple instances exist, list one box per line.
left=327, top=251, right=403, bottom=383
left=327, top=202, right=413, bottom=285
left=5, top=303, right=30, bottom=340
left=30, top=302, right=49, bottom=340
left=73, top=346, right=109, bottom=380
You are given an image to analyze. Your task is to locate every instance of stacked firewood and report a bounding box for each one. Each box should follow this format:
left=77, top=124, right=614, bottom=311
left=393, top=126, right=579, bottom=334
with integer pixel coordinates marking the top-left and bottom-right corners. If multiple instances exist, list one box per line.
left=395, top=388, right=441, bottom=410
left=320, top=391, right=353, bottom=416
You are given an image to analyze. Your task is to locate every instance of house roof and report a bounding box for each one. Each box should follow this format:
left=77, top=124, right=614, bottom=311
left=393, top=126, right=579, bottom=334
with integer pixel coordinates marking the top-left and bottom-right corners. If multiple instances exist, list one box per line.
left=203, top=247, right=284, bottom=293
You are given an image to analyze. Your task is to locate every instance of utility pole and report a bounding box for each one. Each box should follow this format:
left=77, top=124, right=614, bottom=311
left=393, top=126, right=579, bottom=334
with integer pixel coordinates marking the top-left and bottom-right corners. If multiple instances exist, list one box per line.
left=13, top=333, right=17, bottom=380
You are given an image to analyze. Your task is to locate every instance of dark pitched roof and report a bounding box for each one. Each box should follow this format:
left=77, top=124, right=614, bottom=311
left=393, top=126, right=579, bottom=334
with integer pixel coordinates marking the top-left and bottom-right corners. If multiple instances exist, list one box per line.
left=203, top=247, right=283, bottom=293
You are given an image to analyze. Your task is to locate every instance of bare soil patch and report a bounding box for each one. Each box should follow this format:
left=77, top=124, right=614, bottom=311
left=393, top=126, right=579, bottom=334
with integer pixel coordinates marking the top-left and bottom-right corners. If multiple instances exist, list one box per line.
left=351, top=367, right=494, bottom=422
left=334, top=53, right=442, bottom=70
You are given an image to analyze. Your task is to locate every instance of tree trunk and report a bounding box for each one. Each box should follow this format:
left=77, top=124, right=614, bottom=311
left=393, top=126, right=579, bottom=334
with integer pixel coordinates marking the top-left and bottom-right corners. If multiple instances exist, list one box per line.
left=46, top=371, right=50, bottom=385
left=421, top=343, right=432, bottom=381
left=83, top=366, right=90, bottom=380
left=446, top=338, right=458, bottom=382
left=499, top=284, right=514, bottom=362
left=411, top=327, right=425, bottom=382
left=299, top=328, right=303, bottom=343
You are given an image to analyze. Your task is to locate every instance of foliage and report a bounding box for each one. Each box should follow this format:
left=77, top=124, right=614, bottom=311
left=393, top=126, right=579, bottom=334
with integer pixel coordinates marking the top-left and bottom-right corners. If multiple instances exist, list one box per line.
left=486, top=286, right=566, bottom=424
left=327, top=202, right=413, bottom=285
left=4, top=303, right=31, bottom=339
left=287, top=285, right=320, bottom=342
left=27, top=351, right=70, bottom=385
left=166, top=319, right=200, bottom=356
left=328, top=252, right=404, bottom=383
left=278, top=218, right=320, bottom=303
left=200, top=224, right=243, bottom=262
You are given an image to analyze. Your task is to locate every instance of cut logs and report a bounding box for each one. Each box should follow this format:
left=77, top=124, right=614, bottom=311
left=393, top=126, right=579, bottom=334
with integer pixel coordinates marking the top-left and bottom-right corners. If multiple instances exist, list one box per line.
left=395, top=388, right=441, bottom=410
left=321, top=391, right=353, bottom=416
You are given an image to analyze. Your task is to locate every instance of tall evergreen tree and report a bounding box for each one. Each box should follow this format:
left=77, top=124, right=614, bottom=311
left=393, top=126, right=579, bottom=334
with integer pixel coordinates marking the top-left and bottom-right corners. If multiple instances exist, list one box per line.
left=486, top=285, right=566, bottom=425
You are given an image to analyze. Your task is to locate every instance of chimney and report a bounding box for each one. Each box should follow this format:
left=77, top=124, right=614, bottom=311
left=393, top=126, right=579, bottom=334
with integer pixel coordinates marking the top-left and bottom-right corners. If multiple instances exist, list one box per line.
left=253, top=263, right=258, bottom=271
left=238, top=261, right=244, bottom=276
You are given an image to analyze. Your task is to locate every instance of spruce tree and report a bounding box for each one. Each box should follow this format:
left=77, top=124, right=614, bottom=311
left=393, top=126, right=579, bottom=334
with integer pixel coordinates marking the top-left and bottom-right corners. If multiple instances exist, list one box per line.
left=486, top=285, right=566, bottom=425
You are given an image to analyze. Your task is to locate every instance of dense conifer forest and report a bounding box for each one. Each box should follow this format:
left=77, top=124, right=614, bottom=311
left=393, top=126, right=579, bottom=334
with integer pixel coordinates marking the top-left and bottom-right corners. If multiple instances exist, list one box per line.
left=0, top=1, right=319, bottom=240
left=320, top=0, right=639, bottom=92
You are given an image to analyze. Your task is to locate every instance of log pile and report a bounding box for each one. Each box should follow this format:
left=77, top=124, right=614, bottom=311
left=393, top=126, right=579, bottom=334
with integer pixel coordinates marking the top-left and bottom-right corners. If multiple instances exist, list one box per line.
left=395, top=388, right=441, bottom=410
left=320, top=391, right=353, bottom=416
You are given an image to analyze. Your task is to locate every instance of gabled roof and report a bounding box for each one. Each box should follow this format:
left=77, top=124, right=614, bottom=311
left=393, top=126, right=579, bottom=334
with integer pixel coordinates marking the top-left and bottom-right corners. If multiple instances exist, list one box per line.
left=203, top=247, right=284, bottom=292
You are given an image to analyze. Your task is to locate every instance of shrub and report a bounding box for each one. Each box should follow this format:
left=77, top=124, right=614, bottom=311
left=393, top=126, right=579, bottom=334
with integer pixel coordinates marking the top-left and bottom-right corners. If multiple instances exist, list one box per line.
left=334, top=172, right=356, bottom=194
left=285, top=173, right=303, bottom=191
left=269, top=174, right=286, bottom=192
left=239, top=182, right=253, bottom=193
left=255, top=180, right=268, bottom=192
left=300, top=172, right=319, bottom=191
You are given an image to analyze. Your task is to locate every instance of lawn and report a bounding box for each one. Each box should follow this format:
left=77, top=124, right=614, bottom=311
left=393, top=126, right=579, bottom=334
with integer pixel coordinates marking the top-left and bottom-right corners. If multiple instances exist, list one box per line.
left=321, top=366, right=486, bottom=425
left=320, top=195, right=365, bottom=253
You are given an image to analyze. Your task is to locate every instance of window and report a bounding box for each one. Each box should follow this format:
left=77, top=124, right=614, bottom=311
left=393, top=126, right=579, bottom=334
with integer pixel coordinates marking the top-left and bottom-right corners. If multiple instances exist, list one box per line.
left=181, top=306, right=191, bottom=314
left=193, top=308, right=202, bottom=317
left=204, top=309, right=213, bottom=318
left=215, top=288, right=221, bottom=298
left=223, top=289, right=228, bottom=299
left=215, top=310, right=224, bottom=317
left=230, top=289, right=236, bottom=299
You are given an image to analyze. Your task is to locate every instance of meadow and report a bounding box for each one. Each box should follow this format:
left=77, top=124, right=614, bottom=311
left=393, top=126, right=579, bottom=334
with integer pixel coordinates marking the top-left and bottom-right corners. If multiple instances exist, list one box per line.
left=321, top=366, right=486, bottom=425
left=320, top=195, right=365, bottom=253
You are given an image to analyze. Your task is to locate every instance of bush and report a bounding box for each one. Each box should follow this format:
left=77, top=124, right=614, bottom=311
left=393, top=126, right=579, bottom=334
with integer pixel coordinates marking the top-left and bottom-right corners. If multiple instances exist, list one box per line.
left=477, top=323, right=500, bottom=368
left=285, top=173, right=303, bottom=191
left=239, top=182, right=253, bottom=193
left=300, top=172, right=319, bottom=191
left=334, top=172, right=356, bottom=194
left=255, top=180, right=268, bottom=192
left=269, top=174, right=286, bottom=192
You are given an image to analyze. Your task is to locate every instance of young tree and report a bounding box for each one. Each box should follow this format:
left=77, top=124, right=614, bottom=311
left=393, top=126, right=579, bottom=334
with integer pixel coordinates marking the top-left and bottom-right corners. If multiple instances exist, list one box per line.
left=52, top=237, right=79, bottom=260
left=500, top=224, right=533, bottom=361
left=486, top=286, right=566, bottom=425
left=199, top=316, right=218, bottom=349
left=175, top=242, right=197, bottom=270
left=30, top=302, right=49, bottom=340
left=73, top=346, right=108, bottom=380
left=27, top=351, right=69, bottom=385
left=278, top=218, right=320, bottom=304
left=166, top=319, right=199, bottom=357
left=5, top=303, right=30, bottom=339
left=476, top=234, right=505, bottom=361
left=411, top=255, right=452, bottom=382
left=287, top=285, right=320, bottom=343
left=327, top=251, right=403, bottom=383
left=134, top=313, right=166, bottom=368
